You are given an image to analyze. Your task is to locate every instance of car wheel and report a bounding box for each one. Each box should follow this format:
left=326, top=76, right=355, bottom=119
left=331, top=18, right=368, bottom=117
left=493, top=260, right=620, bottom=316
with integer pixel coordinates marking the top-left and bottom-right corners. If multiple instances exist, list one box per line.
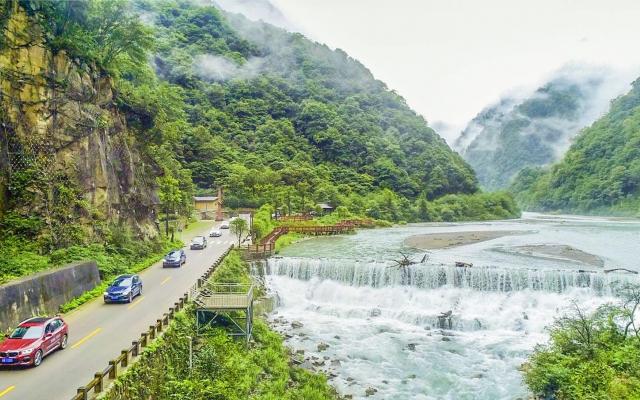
left=128, top=293, right=133, bottom=303
left=139, top=286, right=143, bottom=295
left=60, top=334, right=68, bottom=350
left=33, top=350, right=43, bottom=367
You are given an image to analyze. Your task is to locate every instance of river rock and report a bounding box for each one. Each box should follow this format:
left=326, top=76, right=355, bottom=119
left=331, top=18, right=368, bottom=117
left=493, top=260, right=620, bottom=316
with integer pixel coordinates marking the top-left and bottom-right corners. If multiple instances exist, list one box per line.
left=365, top=387, right=377, bottom=396
left=317, top=342, right=330, bottom=351
left=370, top=308, right=382, bottom=317
left=291, top=321, right=304, bottom=329
left=441, top=337, right=451, bottom=341
left=407, top=343, right=417, bottom=351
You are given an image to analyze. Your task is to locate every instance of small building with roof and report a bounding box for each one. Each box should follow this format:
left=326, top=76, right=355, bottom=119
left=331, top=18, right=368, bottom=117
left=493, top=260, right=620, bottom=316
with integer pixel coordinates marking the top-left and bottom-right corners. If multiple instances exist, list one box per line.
left=193, top=196, right=220, bottom=213
left=316, top=203, right=334, bottom=215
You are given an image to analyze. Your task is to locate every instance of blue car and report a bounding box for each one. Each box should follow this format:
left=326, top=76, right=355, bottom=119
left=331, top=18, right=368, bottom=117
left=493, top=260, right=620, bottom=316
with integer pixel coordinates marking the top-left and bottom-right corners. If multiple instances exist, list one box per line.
left=103, top=274, right=142, bottom=303
left=163, top=249, right=186, bottom=268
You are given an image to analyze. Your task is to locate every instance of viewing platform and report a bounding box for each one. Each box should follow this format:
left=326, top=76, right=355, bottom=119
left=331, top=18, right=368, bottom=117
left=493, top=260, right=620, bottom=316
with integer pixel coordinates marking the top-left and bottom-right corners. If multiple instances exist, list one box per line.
left=195, top=283, right=254, bottom=344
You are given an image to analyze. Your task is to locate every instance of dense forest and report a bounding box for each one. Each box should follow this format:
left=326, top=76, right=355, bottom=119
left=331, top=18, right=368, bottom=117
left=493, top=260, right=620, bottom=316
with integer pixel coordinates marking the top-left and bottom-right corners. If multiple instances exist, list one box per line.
left=137, top=0, right=484, bottom=212
left=512, top=78, right=640, bottom=215
left=456, top=68, right=626, bottom=190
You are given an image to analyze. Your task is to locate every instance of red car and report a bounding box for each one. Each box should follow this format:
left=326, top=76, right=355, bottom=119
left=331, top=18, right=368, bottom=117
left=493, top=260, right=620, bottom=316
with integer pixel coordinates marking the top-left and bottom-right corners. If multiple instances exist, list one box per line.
left=0, top=316, right=68, bottom=367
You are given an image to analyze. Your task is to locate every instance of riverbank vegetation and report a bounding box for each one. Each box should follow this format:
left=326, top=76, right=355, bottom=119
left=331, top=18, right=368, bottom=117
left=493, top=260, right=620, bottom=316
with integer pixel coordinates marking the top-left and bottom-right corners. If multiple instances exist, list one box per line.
left=523, top=284, right=640, bottom=399
left=106, top=251, right=341, bottom=400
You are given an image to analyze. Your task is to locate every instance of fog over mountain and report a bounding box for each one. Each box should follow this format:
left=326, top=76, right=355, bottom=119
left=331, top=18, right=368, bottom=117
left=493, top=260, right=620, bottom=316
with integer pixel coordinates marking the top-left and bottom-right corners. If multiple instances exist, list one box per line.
left=455, top=64, right=636, bottom=190
left=213, top=0, right=299, bottom=31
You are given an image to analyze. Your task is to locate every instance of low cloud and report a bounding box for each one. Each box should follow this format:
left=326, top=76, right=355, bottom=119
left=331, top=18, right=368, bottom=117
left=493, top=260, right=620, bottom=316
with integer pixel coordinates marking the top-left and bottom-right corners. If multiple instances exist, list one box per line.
left=193, top=54, right=266, bottom=81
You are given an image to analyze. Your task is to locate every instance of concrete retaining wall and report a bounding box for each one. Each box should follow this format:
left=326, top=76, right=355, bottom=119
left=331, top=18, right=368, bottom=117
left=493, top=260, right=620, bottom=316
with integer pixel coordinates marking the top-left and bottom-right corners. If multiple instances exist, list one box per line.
left=0, top=261, right=101, bottom=331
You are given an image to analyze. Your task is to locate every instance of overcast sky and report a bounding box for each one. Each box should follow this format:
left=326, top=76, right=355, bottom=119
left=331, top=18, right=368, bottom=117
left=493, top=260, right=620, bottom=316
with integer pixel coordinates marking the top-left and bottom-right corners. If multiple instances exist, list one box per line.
left=259, top=0, right=640, bottom=142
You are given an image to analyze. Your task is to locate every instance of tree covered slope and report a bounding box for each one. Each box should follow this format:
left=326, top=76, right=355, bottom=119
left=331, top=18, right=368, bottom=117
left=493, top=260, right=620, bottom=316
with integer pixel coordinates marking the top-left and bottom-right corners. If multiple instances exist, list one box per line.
left=456, top=67, right=630, bottom=190
left=140, top=0, right=479, bottom=207
left=511, top=78, right=640, bottom=215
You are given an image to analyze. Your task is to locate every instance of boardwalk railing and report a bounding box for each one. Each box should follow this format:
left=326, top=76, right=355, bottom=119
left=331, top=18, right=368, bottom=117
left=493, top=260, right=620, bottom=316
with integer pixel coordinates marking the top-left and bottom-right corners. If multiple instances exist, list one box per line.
left=70, top=246, right=233, bottom=400
left=242, top=219, right=373, bottom=258
left=277, top=214, right=312, bottom=222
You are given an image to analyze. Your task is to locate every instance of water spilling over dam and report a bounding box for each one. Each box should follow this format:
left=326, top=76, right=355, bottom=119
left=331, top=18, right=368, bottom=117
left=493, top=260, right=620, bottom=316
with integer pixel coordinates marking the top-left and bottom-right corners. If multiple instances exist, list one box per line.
left=258, top=214, right=640, bottom=399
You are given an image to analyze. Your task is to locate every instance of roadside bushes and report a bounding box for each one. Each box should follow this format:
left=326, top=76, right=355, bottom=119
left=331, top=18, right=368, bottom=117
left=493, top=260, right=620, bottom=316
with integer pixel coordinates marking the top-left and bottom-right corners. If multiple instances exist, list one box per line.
left=252, top=204, right=275, bottom=241
left=0, top=223, right=179, bottom=315
left=107, top=312, right=340, bottom=400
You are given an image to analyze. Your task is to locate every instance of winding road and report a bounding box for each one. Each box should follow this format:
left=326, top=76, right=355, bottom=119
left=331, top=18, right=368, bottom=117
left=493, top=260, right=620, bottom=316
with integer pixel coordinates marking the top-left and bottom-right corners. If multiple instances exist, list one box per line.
left=0, top=220, right=236, bottom=400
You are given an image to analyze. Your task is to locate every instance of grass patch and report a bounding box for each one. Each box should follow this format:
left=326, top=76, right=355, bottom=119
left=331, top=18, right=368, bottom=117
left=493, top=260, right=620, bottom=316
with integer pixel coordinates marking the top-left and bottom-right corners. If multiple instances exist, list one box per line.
left=274, top=233, right=304, bottom=253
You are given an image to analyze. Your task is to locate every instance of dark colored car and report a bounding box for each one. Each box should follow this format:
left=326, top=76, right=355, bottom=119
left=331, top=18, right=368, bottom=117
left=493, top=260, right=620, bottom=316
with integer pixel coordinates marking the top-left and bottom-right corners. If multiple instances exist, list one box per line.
left=103, top=274, right=142, bottom=303
left=190, top=236, right=207, bottom=250
left=163, top=249, right=186, bottom=268
left=0, top=316, right=68, bottom=367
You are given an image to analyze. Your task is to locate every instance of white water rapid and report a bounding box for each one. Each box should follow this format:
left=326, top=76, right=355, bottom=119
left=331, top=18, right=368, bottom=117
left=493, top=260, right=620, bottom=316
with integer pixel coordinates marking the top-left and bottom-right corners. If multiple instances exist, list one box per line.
left=257, top=213, right=640, bottom=399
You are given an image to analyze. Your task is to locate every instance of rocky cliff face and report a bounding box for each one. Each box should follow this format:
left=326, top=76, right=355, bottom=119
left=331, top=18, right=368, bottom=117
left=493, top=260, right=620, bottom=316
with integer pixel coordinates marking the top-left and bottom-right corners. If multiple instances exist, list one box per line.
left=0, top=2, right=159, bottom=237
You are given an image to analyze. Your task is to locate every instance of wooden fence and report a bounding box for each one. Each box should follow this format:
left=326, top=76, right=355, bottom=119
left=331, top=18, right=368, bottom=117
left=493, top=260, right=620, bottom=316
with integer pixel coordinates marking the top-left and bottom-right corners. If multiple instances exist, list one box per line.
left=69, top=246, right=233, bottom=400
left=242, top=219, right=374, bottom=258
left=277, top=214, right=312, bottom=222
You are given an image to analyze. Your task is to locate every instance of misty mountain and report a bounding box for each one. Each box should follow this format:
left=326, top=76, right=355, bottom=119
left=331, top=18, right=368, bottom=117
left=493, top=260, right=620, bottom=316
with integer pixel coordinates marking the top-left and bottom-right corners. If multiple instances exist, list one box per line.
left=135, top=0, right=503, bottom=220
left=213, top=0, right=299, bottom=32
left=511, top=77, right=640, bottom=215
left=455, top=66, right=632, bottom=190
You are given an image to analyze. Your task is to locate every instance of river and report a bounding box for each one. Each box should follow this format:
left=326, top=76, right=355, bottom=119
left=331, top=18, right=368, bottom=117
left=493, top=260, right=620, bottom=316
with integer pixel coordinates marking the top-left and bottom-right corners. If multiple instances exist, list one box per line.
left=256, top=213, right=640, bottom=399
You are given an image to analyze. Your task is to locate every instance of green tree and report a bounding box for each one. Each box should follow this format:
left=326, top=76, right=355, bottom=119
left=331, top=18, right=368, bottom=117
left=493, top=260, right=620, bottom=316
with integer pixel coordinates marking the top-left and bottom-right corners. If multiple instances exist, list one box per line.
left=229, top=217, right=248, bottom=247
left=157, top=175, right=182, bottom=237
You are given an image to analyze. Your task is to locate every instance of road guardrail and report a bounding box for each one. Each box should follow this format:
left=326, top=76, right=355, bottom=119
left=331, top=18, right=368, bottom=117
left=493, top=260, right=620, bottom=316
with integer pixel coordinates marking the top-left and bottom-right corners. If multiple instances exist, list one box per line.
left=70, top=246, right=233, bottom=400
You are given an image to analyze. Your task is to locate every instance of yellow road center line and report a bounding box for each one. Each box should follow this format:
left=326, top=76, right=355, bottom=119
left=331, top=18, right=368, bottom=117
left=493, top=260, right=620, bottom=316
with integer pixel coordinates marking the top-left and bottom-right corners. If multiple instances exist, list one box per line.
left=70, top=328, right=102, bottom=349
left=0, top=386, right=15, bottom=398
left=160, top=277, right=172, bottom=286
left=127, top=296, right=145, bottom=310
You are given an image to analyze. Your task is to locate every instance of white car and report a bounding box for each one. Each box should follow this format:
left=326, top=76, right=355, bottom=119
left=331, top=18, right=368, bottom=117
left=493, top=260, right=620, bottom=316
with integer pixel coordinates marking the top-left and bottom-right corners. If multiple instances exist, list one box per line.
left=220, top=221, right=230, bottom=229
left=209, top=229, right=222, bottom=237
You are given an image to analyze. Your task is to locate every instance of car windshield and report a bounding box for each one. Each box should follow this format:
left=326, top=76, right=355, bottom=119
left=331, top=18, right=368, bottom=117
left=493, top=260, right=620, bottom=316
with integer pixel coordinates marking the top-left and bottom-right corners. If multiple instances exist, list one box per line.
left=193, top=237, right=204, bottom=243
left=112, top=277, right=132, bottom=287
left=9, top=326, right=44, bottom=339
left=167, top=251, right=180, bottom=259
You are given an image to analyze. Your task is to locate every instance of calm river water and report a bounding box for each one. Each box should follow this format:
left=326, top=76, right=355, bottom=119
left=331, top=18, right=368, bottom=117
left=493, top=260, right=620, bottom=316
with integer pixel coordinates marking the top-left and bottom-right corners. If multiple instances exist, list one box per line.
left=257, top=213, right=640, bottom=399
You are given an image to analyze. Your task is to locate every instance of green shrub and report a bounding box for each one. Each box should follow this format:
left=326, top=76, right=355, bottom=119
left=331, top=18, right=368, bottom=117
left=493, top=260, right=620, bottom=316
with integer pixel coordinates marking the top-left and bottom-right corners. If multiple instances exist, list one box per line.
left=524, top=285, right=640, bottom=399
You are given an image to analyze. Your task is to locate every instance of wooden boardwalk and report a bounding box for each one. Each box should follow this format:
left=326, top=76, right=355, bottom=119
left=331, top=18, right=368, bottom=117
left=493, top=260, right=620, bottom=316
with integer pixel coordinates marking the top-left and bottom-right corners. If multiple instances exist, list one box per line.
left=242, top=219, right=373, bottom=258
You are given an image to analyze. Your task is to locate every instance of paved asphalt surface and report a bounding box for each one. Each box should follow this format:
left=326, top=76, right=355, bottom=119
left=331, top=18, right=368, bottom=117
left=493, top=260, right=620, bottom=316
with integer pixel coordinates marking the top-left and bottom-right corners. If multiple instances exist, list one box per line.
left=0, top=220, right=236, bottom=400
